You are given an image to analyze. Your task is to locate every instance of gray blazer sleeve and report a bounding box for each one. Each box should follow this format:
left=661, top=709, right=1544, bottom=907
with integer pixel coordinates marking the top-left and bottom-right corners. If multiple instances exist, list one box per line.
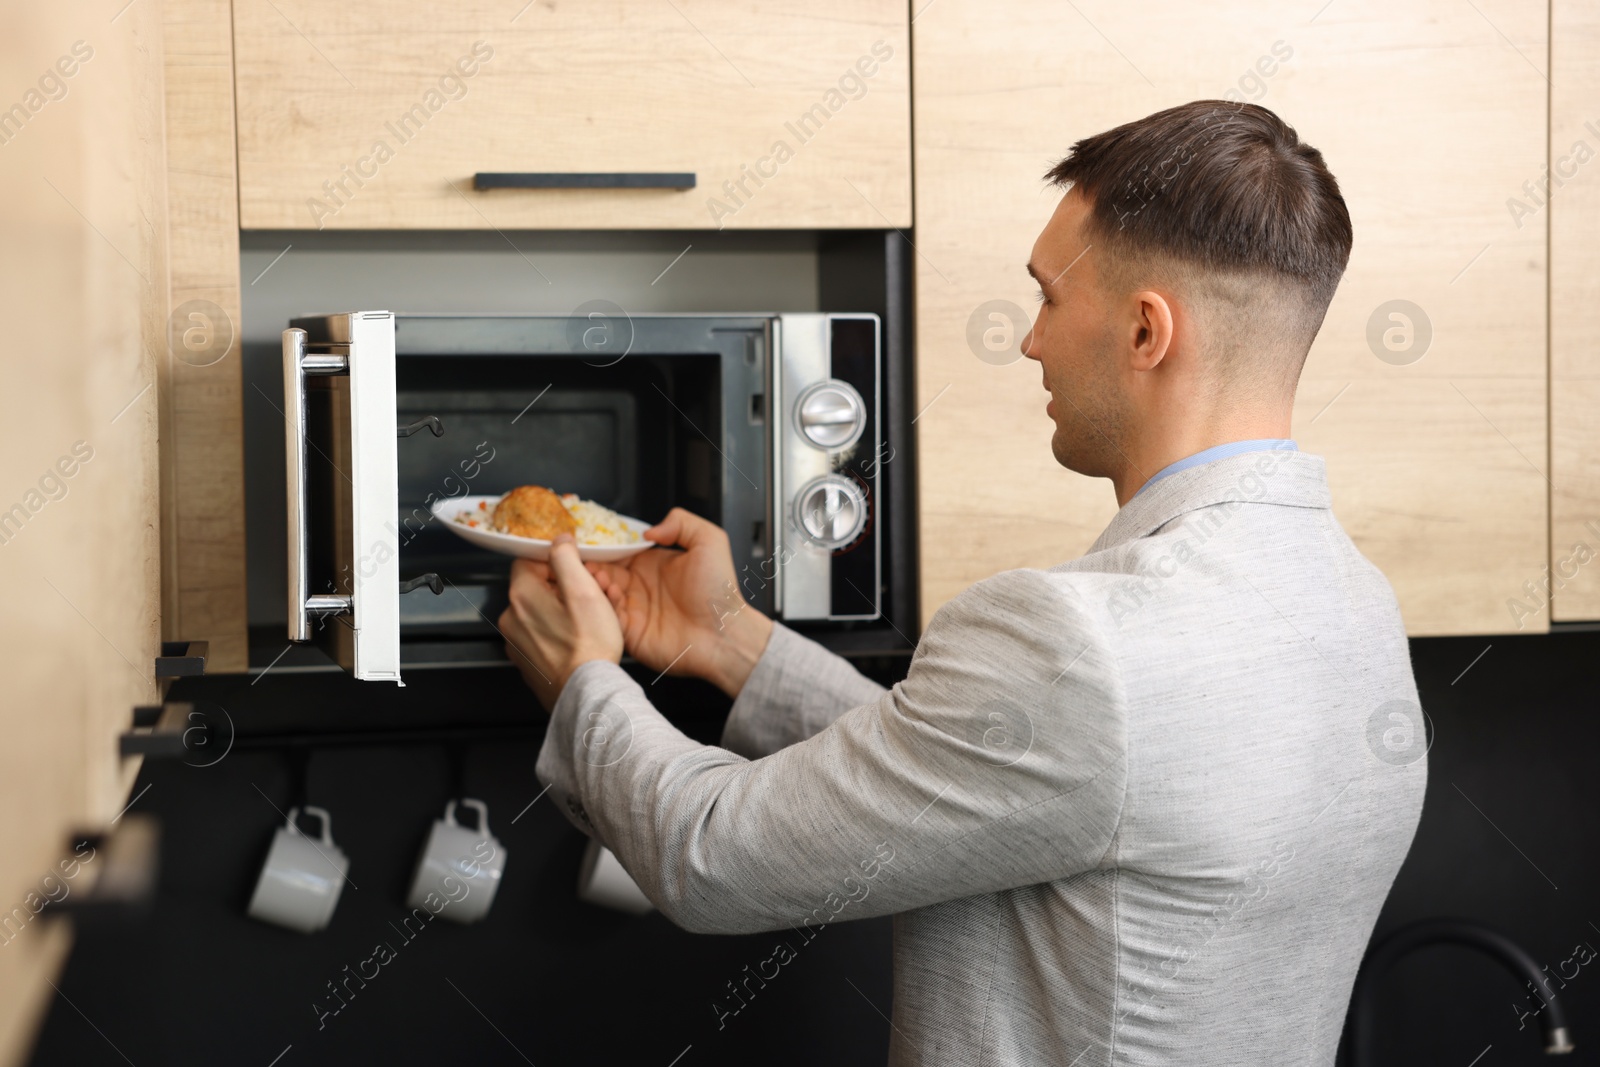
left=534, top=569, right=1128, bottom=935
left=718, top=620, right=889, bottom=759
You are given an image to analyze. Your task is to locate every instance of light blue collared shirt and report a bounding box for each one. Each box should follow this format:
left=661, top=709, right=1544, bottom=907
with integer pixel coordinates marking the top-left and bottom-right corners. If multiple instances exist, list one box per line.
left=1132, top=439, right=1297, bottom=499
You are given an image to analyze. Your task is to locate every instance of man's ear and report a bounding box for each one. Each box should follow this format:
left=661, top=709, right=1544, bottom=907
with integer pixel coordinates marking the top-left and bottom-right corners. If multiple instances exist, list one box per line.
left=1129, top=289, right=1175, bottom=371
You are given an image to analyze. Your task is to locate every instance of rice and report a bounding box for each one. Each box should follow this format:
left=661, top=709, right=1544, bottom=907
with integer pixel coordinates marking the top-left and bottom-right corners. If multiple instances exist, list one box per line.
left=557, top=493, right=643, bottom=546
left=452, top=492, right=642, bottom=545
left=453, top=499, right=494, bottom=530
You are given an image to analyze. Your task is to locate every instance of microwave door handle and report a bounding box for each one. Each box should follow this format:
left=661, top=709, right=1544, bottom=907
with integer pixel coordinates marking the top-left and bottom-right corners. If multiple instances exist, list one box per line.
left=282, top=328, right=349, bottom=641
left=283, top=328, right=311, bottom=640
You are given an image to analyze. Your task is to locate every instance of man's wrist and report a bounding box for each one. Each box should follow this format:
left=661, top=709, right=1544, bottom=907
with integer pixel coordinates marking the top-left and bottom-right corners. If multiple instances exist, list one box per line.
left=707, top=608, right=773, bottom=699
left=560, top=650, right=620, bottom=689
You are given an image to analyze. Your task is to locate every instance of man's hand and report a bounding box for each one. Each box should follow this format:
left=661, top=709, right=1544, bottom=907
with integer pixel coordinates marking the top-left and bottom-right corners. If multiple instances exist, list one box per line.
left=586, top=508, right=773, bottom=698
left=498, top=534, right=625, bottom=710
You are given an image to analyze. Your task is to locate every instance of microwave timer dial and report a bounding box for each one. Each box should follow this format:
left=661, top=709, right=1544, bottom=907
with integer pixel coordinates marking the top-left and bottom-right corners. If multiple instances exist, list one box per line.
left=794, top=379, right=866, bottom=451
left=795, top=475, right=868, bottom=549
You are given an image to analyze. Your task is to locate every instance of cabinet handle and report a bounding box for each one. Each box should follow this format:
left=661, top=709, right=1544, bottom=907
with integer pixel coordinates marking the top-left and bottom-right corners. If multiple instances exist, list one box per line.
left=46, top=816, right=159, bottom=922
left=122, top=702, right=194, bottom=759
left=154, top=639, right=209, bottom=677
left=282, top=328, right=350, bottom=642
left=472, top=172, right=696, bottom=190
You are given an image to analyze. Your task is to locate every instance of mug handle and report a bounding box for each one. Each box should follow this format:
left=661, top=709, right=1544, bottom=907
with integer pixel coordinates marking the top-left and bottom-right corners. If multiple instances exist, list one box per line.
left=295, top=805, right=334, bottom=846
left=446, top=798, right=489, bottom=834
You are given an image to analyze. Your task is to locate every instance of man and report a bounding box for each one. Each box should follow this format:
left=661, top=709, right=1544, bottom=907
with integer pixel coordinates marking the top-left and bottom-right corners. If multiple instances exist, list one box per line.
left=499, top=100, right=1428, bottom=1066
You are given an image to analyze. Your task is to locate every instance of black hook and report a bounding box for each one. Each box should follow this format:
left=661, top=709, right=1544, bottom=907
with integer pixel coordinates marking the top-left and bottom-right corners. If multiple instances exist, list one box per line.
left=397, top=416, right=444, bottom=438
left=446, top=742, right=467, bottom=808
left=399, top=573, right=444, bottom=596
left=287, top=747, right=311, bottom=813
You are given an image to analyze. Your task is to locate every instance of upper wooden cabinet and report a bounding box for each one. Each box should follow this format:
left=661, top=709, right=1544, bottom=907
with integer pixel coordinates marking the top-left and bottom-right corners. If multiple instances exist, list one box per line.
left=912, top=0, right=1549, bottom=636
left=232, top=1, right=911, bottom=230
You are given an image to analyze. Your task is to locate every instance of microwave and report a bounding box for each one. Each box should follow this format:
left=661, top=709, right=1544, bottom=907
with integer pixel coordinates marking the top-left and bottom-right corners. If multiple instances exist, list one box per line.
left=281, top=311, right=885, bottom=683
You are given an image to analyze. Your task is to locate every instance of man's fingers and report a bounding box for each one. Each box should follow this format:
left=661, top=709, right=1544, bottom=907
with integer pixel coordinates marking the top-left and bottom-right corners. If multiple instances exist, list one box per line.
left=547, top=535, right=601, bottom=601
left=645, top=507, right=727, bottom=551
left=645, top=507, right=691, bottom=545
left=589, top=567, right=624, bottom=605
left=496, top=607, right=538, bottom=666
left=587, top=561, right=626, bottom=596
left=643, top=510, right=676, bottom=544
left=507, top=557, right=561, bottom=616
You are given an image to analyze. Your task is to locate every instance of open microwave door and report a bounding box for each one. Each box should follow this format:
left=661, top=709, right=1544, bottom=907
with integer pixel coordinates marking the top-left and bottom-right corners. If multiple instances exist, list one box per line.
left=282, top=311, right=402, bottom=683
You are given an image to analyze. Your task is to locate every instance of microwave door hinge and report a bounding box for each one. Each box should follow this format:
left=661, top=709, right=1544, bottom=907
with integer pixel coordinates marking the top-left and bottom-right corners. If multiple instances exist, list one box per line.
left=306, top=594, right=352, bottom=616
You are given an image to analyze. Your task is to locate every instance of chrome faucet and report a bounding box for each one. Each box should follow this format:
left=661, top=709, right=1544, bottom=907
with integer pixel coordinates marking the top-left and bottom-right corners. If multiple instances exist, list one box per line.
left=1345, top=918, right=1575, bottom=1065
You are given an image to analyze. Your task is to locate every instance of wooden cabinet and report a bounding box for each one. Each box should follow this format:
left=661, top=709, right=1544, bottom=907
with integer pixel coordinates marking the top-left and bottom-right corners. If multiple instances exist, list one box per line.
left=911, top=0, right=1549, bottom=636
left=162, top=0, right=247, bottom=671
left=231, top=0, right=911, bottom=230
left=0, top=4, right=166, bottom=1063
left=1551, top=0, right=1600, bottom=621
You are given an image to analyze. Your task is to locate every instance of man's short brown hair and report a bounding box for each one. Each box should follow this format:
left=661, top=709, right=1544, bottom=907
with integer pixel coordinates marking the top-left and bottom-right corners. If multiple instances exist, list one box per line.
left=1046, top=100, right=1352, bottom=362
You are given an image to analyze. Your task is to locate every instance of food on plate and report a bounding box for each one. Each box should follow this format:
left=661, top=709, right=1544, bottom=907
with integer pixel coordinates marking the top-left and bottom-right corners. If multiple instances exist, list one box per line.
left=453, top=486, right=644, bottom=546
left=492, top=485, right=576, bottom=540
left=558, top=494, right=643, bottom=546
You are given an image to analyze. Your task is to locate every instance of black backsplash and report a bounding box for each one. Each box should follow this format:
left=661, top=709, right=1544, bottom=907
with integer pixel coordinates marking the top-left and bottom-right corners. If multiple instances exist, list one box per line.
left=1345, top=630, right=1600, bottom=1065
left=26, top=631, right=1600, bottom=1065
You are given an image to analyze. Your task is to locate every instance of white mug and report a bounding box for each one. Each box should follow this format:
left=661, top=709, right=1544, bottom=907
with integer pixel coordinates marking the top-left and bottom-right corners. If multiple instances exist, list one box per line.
left=247, top=806, right=349, bottom=934
left=577, top=837, right=653, bottom=915
left=406, top=798, right=506, bottom=924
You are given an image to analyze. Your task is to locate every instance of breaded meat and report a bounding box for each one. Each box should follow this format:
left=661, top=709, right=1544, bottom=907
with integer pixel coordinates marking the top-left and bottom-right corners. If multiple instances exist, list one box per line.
left=493, top=484, right=577, bottom=540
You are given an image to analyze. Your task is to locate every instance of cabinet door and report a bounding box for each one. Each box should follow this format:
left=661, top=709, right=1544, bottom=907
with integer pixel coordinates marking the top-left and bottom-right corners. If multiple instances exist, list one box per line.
left=233, top=1, right=910, bottom=230
left=912, top=0, right=1548, bottom=636
left=162, top=0, right=248, bottom=672
left=1551, top=0, right=1600, bottom=621
left=0, top=3, right=165, bottom=1060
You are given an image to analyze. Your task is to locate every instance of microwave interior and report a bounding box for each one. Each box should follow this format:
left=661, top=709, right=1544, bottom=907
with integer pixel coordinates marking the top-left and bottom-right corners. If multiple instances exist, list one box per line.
left=393, top=356, right=717, bottom=631
left=311, top=316, right=774, bottom=656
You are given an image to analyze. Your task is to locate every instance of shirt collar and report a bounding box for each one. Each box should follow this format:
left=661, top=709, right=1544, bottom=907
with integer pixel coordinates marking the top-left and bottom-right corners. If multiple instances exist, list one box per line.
left=1132, top=439, right=1298, bottom=499
left=1090, top=445, right=1330, bottom=554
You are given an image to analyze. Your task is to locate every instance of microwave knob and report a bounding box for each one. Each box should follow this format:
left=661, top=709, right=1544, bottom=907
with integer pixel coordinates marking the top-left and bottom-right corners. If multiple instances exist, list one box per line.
left=795, top=379, right=866, bottom=451
left=795, top=475, right=868, bottom=548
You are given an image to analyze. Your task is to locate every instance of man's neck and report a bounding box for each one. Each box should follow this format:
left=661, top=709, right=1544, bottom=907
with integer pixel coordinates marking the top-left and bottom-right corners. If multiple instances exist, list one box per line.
left=1111, top=415, right=1294, bottom=506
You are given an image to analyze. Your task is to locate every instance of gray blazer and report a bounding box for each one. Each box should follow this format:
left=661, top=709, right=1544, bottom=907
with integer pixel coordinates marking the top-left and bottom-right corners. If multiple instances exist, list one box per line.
left=538, top=449, right=1428, bottom=1065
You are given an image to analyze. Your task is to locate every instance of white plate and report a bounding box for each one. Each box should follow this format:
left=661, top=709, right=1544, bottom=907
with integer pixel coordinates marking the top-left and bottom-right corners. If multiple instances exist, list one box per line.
left=431, top=494, right=655, bottom=562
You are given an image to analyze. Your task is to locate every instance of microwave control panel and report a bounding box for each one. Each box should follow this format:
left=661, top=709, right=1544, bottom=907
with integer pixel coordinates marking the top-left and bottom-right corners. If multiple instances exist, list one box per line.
left=773, top=313, right=881, bottom=622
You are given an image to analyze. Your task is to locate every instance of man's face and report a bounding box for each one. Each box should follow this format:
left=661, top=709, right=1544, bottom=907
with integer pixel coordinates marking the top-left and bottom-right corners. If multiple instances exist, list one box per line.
left=1023, top=189, right=1128, bottom=478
